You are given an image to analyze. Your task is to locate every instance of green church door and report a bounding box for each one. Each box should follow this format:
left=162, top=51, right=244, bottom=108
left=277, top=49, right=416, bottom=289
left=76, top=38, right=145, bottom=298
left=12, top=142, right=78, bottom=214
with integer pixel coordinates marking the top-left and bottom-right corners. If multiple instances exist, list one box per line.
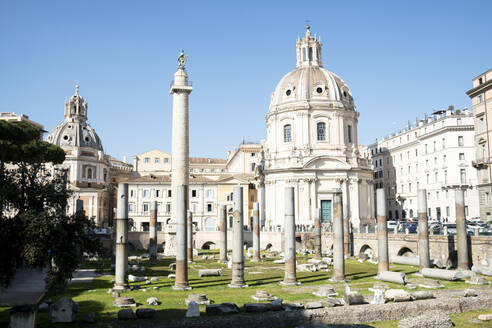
left=321, top=200, right=332, bottom=223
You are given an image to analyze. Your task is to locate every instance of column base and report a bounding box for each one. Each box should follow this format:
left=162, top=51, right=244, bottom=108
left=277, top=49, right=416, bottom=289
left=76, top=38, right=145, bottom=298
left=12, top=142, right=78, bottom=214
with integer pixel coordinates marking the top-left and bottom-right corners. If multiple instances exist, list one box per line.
left=112, top=284, right=131, bottom=291
left=280, top=280, right=301, bottom=286
left=228, top=283, right=249, bottom=288
left=172, top=284, right=192, bottom=291
left=9, top=305, right=37, bottom=328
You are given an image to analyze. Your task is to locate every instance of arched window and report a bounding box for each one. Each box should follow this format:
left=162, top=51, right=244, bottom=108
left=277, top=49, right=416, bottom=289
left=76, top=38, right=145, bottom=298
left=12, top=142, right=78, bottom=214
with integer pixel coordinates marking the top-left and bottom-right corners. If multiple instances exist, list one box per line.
left=87, top=168, right=93, bottom=179
left=308, top=47, right=313, bottom=61
left=317, top=122, right=326, bottom=141
left=283, top=124, right=292, bottom=143
left=302, top=48, right=306, bottom=61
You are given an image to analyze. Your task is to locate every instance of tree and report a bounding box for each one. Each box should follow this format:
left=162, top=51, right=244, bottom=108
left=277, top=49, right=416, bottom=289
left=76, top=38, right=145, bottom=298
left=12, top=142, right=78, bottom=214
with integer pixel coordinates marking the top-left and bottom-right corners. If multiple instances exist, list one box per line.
left=0, top=120, right=103, bottom=290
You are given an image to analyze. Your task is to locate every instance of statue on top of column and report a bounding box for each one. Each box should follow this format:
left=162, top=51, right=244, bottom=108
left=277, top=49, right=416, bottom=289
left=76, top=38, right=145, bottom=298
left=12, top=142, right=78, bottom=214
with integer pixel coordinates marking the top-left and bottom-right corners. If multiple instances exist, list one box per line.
left=177, top=50, right=187, bottom=69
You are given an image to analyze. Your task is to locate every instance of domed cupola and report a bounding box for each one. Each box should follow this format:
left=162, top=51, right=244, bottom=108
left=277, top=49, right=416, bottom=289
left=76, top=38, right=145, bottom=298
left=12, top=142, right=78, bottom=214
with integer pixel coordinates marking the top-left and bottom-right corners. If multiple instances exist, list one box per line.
left=269, top=25, right=355, bottom=111
left=46, top=85, right=103, bottom=151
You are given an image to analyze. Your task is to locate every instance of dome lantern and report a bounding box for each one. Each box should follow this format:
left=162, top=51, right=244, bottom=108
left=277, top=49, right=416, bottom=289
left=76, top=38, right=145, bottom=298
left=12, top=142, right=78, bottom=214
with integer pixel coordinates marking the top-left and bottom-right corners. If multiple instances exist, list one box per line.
left=64, top=84, right=88, bottom=123
left=296, top=25, right=322, bottom=68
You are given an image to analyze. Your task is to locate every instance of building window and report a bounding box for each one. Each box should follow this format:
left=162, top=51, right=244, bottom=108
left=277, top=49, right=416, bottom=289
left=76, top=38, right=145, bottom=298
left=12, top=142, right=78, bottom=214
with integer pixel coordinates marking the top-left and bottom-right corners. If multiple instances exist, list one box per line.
left=163, top=158, right=169, bottom=163
left=308, top=47, right=313, bottom=61
left=426, top=174, right=429, bottom=184
left=206, top=189, right=214, bottom=198
left=143, top=189, right=149, bottom=198
left=154, top=158, right=160, bottom=163
left=435, top=172, right=438, bottom=183
left=479, top=117, right=485, bottom=133
left=143, top=203, right=149, bottom=213
left=442, top=138, right=446, bottom=149
left=167, top=189, right=172, bottom=197
left=251, top=163, right=255, bottom=172
left=302, top=47, right=306, bottom=61
left=444, top=170, right=448, bottom=184
left=166, top=203, right=171, bottom=213
left=317, top=122, right=326, bottom=141
left=458, top=153, right=464, bottom=161
left=283, top=124, right=292, bottom=142
left=191, top=190, right=197, bottom=198
left=425, top=144, right=428, bottom=154
left=128, top=203, right=135, bottom=213
left=130, top=189, right=135, bottom=197
left=207, top=203, right=213, bottom=212
left=457, top=118, right=462, bottom=125
left=87, top=168, right=93, bottom=179
left=155, top=189, right=160, bottom=197
left=415, top=149, right=418, bottom=156
left=460, top=169, right=466, bottom=184
left=347, top=125, right=353, bottom=143
left=482, top=143, right=487, bottom=160
left=144, top=157, right=150, bottom=163
left=433, top=141, right=436, bottom=152
left=191, top=203, right=197, bottom=212
left=478, top=95, right=483, bottom=103
left=458, top=136, right=464, bottom=147
left=409, top=183, right=411, bottom=192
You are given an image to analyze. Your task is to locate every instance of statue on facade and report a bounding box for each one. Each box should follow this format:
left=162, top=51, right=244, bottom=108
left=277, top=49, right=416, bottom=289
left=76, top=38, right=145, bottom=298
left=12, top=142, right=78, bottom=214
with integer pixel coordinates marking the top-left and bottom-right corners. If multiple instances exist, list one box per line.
left=177, top=50, right=186, bottom=69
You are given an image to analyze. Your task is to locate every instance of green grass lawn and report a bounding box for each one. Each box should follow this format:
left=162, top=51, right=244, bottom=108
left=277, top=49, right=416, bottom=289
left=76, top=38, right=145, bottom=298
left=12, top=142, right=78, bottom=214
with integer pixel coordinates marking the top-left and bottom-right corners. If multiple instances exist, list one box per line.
left=1, top=250, right=491, bottom=327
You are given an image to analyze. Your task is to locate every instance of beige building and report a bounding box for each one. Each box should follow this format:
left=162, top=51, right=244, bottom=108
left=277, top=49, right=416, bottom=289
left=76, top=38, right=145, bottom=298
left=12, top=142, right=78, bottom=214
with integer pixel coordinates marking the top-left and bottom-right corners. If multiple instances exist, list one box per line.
left=125, top=143, right=261, bottom=231
left=468, top=68, right=492, bottom=221
left=0, top=112, right=44, bottom=132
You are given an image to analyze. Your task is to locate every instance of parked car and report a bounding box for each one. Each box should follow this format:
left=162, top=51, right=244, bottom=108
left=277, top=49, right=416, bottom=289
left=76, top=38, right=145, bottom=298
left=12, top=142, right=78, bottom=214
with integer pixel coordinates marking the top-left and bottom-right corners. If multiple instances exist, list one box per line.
left=407, top=223, right=417, bottom=233
left=387, top=221, right=398, bottom=232
left=429, top=222, right=441, bottom=234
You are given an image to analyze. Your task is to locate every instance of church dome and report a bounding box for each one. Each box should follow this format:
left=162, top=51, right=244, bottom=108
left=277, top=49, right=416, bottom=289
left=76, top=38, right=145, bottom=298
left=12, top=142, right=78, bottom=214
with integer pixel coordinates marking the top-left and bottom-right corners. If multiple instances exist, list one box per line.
left=46, top=85, right=103, bottom=151
left=269, top=26, right=355, bottom=111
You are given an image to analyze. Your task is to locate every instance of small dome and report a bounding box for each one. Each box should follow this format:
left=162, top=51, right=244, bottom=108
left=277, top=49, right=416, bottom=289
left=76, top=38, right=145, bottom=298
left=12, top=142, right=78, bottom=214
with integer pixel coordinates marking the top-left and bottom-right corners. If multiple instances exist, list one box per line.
left=269, top=26, right=355, bottom=112
left=46, top=85, right=103, bottom=151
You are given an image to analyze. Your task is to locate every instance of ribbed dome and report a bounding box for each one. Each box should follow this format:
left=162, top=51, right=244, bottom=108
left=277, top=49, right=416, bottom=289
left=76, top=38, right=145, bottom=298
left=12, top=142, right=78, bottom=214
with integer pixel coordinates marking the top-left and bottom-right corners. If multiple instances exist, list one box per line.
left=270, top=66, right=354, bottom=109
left=46, top=85, right=103, bottom=151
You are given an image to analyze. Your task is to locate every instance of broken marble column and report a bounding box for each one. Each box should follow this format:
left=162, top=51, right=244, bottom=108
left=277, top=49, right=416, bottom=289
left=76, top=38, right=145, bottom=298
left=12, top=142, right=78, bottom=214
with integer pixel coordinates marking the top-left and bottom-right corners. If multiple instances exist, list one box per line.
left=219, top=204, right=227, bottom=263
left=187, top=210, right=193, bottom=263
left=281, top=186, right=299, bottom=285
left=377, top=271, right=407, bottom=284
left=229, top=186, right=247, bottom=288
left=422, top=268, right=464, bottom=281
left=377, top=188, right=389, bottom=273
left=114, top=183, right=130, bottom=291
left=252, top=202, right=261, bottom=262
left=332, top=192, right=345, bottom=282
left=149, top=200, right=157, bottom=264
left=417, top=189, right=430, bottom=271
left=173, top=185, right=190, bottom=290
left=314, top=207, right=322, bottom=257
left=455, top=188, right=469, bottom=270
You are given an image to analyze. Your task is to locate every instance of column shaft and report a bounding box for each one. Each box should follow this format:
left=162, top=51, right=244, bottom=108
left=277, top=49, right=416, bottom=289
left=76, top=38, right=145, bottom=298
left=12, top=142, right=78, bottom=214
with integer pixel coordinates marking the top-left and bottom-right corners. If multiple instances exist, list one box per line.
left=332, top=192, right=345, bottom=281
left=455, top=189, right=469, bottom=270
left=229, top=186, right=247, bottom=288
left=417, top=189, right=430, bottom=270
left=252, top=202, right=261, bottom=262
left=377, top=188, right=389, bottom=273
left=173, top=185, right=190, bottom=290
left=219, top=205, right=227, bottom=263
left=114, top=183, right=129, bottom=291
left=282, top=187, right=299, bottom=285
left=314, top=207, right=322, bottom=257
left=149, top=201, right=157, bottom=264
left=187, top=210, right=193, bottom=263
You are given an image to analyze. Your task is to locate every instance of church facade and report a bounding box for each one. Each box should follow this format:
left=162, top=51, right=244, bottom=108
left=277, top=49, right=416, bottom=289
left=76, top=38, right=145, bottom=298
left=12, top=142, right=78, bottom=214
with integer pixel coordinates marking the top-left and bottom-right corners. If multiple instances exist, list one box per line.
left=263, top=26, right=373, bottom=230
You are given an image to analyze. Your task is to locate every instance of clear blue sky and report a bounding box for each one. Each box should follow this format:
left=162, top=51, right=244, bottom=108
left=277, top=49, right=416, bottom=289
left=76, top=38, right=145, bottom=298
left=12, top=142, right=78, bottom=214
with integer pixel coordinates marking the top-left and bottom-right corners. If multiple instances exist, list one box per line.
left=1, top=0, right=491, bottom=162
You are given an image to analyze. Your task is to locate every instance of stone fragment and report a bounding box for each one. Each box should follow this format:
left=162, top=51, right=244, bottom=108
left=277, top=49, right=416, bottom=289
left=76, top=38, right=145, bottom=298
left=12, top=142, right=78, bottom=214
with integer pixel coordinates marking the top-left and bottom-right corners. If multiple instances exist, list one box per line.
left=198, top=269, right=222, bottom=277
left=128, top=274, right=146, bottom=282
left=421, top=268, right=463, bottom=281
left=252, top=290, right=275, bottom=301
left=305, top=301, right=323, bottom=309
left=206, top=303, right=239, bottom=315
left=111, top=291, right=120, bottom=298
left=478, top=314, right=492, bottom=321
left=117, top=309, right=136, bottom=320
left=113, top=297, right=136, bottom=308
left=322, top=257, right=333, bottom=265
left=147, top=297, right=159, bottom=305
left=371, top=289, right=385, bottom=304
left=297, top=263, right=317, bottom=272
left=136, top=308, right=155, bottom=319
left=385, top=289, right=412, bottom=302
left=168, top=274, right=176, bottom=279
left=186, top=301, right=200, bottom=317
left=405, top=283, right=417, bottom=290
left=145, top=280, right=151, bottom=284
left=288, top=302, right=305, bottom=309
left=169, top=263, right=176, bottom=270
left=186, top=294, right=210, bottom=305
left=49, top=297, right=78, bottom=323
left=313, top=286, right=338, bottom=297
left=323, top=297, right=342, bottom=307
left=38, top=303, right=49, bottom=311
left=268, top=299, right=283, bottom=311
left=317, top=263, right=329, bottom=269
left=471, top=264, right=492, bottom=276
left=308, top=258, right=322, bottom=265
left=83, top=312, right=95, bottom=323
left=227, top=258, right=232, bottom=269
left=410, top=291, right=434, bottom=300
left=463, top=289, right=478, bottom=297
left=466, top=276, right=489, bottom=285
left=244, top=303, right=268, bottom=312
left=398, top=310, right=453, bottom=328
left=369, top=282, right=390, bottom=292
left=418, top=279, right=445, bottom=289
left=273, top=259, right=285, bottom=264
left=150, top=277, right=159, bottom=282
left=343, top=291, right=365, bottom=305
left=377, top=271, right=407, bottom=284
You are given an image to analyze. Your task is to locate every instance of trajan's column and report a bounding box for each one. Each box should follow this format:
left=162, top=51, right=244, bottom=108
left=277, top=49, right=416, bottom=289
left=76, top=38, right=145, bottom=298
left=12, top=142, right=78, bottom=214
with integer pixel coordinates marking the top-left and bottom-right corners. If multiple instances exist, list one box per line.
left=171, top=50, right=192, bottom=290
